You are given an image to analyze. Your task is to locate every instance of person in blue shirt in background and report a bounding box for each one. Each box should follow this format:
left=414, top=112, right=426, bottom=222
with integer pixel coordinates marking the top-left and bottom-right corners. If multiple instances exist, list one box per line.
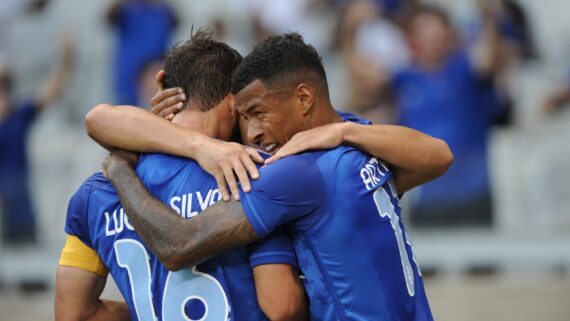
left=95, top=33, right=453, bottom=320
left=106, top=0, right=177, bottom=106
left=0, top=37, right=73, bottom=245
left=390, top=3, right=506, bottom=226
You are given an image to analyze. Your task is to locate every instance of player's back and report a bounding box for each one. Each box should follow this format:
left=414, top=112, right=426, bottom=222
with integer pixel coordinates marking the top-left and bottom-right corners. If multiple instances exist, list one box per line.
left=294, top=147, right=433, bottom=321
left=73, top=154, right=268, bottom=321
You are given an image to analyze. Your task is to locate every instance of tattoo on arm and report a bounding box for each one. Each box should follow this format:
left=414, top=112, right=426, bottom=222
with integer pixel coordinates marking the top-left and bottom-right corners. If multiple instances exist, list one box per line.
left=108, top=163, right=259, bottom=270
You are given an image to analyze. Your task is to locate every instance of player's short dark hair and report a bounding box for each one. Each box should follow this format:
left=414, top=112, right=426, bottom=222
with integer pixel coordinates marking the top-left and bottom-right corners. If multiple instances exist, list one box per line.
left=231, top=33, right=329, bottom=96
left=163, top=29, right=242, bottom=111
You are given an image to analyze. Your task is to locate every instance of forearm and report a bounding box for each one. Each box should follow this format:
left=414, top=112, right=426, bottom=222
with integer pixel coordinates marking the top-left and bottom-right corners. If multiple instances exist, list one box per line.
left=254, top=265, right=309, bottom=321
left=343, top=122, right=453, bottom=177
left=107, top=161, right=258, bottom=270
left=85, top=104, right=206, bottom=154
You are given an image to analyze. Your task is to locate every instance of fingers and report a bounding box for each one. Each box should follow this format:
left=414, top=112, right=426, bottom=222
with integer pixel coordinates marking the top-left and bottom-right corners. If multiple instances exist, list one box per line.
left=157, top=103, right=184, bottom=118
left=155, top=69, right=165, bottom=91
left=150, top=87, right=183, bottom=108
left=213, top=171, right=231, bottom=202
left=232, top=157, right=251, bottom=193
left=242, top=151, right=260, bottom=180
left=246, top=148, right=264, bottom=164
left=150, top=88, right=185, bottom=118
left=222, top=165, right=240, bottom=201
left=265, top=142, right=301, bottom=165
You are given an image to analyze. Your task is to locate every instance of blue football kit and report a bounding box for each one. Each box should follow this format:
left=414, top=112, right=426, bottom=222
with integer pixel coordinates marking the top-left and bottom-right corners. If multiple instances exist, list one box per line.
left=238, top=113, right=433, bottom=321
left=64, top=154, right=298, bottom=321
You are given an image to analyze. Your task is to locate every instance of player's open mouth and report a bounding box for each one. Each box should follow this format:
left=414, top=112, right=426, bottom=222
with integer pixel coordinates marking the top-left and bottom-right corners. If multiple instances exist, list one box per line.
left=260, top=143, right=279, bottom=154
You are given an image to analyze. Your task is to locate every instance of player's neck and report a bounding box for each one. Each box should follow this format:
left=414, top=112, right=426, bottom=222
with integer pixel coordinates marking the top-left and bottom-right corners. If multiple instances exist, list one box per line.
left=172, top=109, right=217, bottom=138
left=309, top=102, right=342, bottom=129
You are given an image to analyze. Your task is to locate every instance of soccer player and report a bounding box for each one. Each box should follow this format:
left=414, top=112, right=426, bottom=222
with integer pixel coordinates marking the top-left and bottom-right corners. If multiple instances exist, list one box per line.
left=98, top=33, right=452, bottom=320
left=55, top=32, right=307, bottom=321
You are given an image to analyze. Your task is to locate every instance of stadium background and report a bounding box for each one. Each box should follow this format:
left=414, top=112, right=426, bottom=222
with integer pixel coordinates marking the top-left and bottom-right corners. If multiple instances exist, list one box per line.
left=1, top=0, right=570, bottom=320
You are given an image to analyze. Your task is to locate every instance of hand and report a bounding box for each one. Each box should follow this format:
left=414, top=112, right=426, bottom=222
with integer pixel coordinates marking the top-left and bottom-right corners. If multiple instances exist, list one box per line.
left=265, top=122, right=346, bottom=165
left=194, top=138, right=264, bottom=202
left=102, top=150, right=139, bottom=179
left=150, top=70, right=185, bottom=121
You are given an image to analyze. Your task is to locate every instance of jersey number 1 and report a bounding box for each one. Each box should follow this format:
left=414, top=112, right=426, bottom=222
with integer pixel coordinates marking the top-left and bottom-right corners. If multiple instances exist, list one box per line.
left=114, top=239, right=229, bottom=321
left=373, top=184, right=416, bottom=297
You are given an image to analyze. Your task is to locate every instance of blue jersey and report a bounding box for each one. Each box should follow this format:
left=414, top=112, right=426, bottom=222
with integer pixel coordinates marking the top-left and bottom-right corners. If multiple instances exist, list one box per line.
left=65, top=154, right=297, bottom=321
left=238, top=115, right=433, bottom=320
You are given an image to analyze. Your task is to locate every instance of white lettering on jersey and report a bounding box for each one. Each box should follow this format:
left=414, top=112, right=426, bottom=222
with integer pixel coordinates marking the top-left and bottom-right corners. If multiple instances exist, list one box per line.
left=105, top=208, right=135, bottom=236
left=104, top=189, right=221, bottom=238
left=360, top=157, right=389, bottom=190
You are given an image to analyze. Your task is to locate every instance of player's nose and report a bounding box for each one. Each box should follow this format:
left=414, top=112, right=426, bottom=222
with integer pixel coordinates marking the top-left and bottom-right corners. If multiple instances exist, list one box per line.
left=247, top=120, right=263, bottom=147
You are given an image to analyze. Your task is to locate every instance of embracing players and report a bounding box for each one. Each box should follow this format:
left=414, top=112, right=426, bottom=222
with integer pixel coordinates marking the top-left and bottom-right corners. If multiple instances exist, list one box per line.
left=86, top=33, right=452, bottom=320
left=55, top=31, right=308, bottom=321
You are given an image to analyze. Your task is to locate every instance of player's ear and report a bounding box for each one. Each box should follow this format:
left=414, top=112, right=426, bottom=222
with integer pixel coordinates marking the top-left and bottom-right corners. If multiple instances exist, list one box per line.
left=227, top=94, right=237, bottom=119
left=296, top=83, right=315, bottom=116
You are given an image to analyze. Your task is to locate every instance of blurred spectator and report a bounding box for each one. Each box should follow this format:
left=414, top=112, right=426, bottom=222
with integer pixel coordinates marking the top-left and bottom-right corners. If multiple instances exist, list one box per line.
left=106, top=0, right=178, bottom=106
left=465, top=0, right=537, bottom=125
left=0, top=37, right=73, bottom=245
left=387, top=4, right=507, bottom=226
left=337, top=0, right=410, bottom=123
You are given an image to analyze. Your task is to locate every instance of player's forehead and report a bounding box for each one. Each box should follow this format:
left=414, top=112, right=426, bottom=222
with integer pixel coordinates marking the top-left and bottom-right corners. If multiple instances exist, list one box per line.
left=235, top=80, right=280, bottom=114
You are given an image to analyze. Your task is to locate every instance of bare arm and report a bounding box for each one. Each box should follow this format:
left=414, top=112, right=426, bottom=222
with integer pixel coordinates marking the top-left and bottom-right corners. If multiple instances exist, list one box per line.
left=85, top=103, right=262, bottom=201
left=36, top=36, right=74, bottom=110
left=472, top=0, right=503, bottom=77
left=266, top=122, right=453, bottom=194
left=55, top=266, right=129, bottom=321
left=103, top=151, right=259, bottom=271
left=253, top=265, right=309, bottom=321
left=85, top=103, right=201, bottom=154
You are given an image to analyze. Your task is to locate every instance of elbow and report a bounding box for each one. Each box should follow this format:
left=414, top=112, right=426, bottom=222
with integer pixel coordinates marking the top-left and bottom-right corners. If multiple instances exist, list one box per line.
left=434, top=138, right=454, bottom=177
left=263, top=301, right=305, bottom=321
left=161, top=255, right=186, bottom=272
left=261, top=291, right=307, bottom=321
left=84, top=103, right=112, bottom=139
left=160, top=250, right=199, bottom=272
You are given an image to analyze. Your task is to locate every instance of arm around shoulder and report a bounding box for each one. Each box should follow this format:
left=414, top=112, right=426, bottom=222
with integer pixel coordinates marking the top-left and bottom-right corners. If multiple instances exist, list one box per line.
left=342, top=122, right=453, bottom=193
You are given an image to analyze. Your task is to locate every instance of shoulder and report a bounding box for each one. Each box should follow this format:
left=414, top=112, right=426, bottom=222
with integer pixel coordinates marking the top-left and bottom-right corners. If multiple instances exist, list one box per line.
left=254, top=151, right=327, bottom=196
left=72, top=172, right=107, bottom=204
left=65, top=172, right=108, bottom=247
left=137, top=153, right=201, bottom=179
left=337, top=111, right=372, bottom=125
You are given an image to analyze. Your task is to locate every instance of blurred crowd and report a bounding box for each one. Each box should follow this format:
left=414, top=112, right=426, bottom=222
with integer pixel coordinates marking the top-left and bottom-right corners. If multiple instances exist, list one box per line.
left=1, top=0, right=570, bottom=246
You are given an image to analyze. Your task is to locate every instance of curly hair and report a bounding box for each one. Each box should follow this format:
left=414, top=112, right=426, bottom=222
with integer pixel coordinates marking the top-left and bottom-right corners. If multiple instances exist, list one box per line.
left=163, top=29, right=242, bottom=111
left=231, top=33, right=329, bottom=96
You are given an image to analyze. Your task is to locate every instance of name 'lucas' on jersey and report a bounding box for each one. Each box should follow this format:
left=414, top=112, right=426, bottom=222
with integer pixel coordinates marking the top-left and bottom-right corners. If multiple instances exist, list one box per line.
left=104, top=188, right=221, bottom=237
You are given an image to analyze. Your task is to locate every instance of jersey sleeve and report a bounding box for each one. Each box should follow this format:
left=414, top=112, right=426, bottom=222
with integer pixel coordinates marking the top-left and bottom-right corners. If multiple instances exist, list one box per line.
left=247, top=228, right=298, bottom=269
left=238, top=154, right=326, bottom=238
left=59, top=234, right=109, bottom=276
left=64, top=175, right=95, bottom=249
